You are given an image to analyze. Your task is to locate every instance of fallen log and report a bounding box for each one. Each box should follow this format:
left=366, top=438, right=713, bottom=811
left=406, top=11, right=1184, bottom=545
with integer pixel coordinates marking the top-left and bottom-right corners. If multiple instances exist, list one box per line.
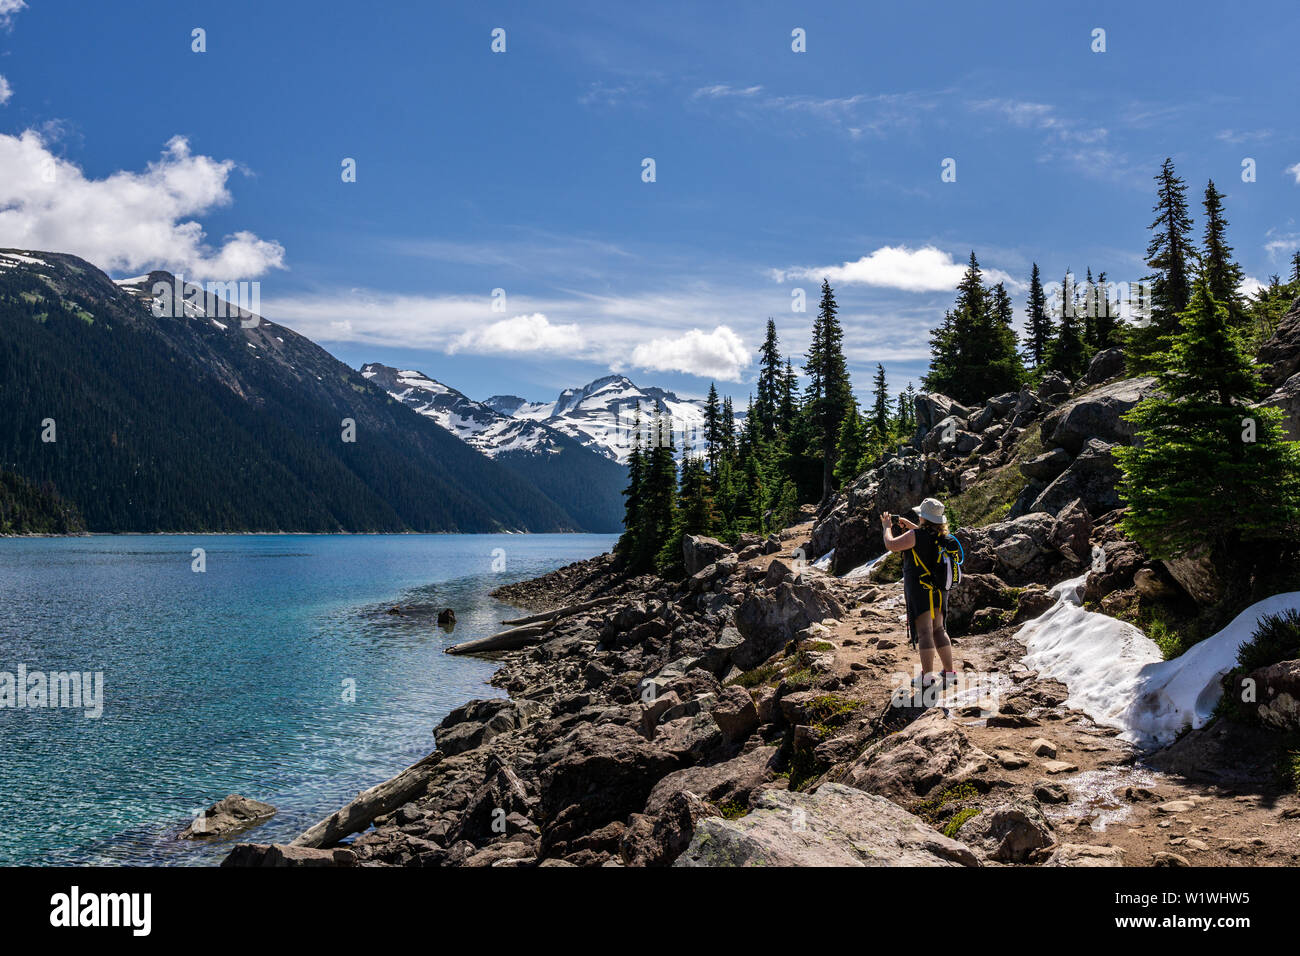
left=499, top=595, right=616, bottom=627
left=445, top=620, right=554, bottom=655
left=289, top=751, right=442, bottom=849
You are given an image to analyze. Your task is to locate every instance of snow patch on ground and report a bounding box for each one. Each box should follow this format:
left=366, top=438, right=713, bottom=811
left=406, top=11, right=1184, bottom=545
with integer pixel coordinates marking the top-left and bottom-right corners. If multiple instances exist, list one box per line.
left=1015, top=574, right=1300, bottom=747
left=843, top=553, right=888, bottom=580
left=812, top=549, right=835, bottom=571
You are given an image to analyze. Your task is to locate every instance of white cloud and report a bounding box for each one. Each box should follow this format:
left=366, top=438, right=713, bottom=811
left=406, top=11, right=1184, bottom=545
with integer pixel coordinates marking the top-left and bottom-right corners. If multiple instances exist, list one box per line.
left=0, top=75, right=11, bottom=106
left=630, top=326, right=748, bottom=381
left=0, top=131, right=285, bottom=279
left=450, top=313, right=584, bottom=355
left=0, top=0, right=25, bottom=29
left=1287, top=163, right=1300, bottom=185
left=773, top=245, right=1018, bottom=293
left=1240, top=275, right=1267, bottom=298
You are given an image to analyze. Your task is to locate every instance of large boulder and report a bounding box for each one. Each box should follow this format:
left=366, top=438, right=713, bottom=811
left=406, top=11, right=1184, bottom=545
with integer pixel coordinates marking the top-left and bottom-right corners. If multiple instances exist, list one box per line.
left=959, top=509, right=1087, bottom=586
left=620, top=790, right=716, bottom=867
left=810, top=453, right=945, bottom=573
left=435, top=698, right=545, bottom=756
left=914, top=393, right=972, bottom=444
left=537, top=722, right=683, bottom=857
left=683, top=535, right=732, bottom=576
left=1257, top=372, right=1300, bottom=441
left=674, top=783, right=979, bottom=867
left=958, top=799, right=1054, bottom=863
left=1030, top=439, right=1121, bottom=517
left=180, top=794, right=276, bottom=840
left=1083, top=347, right=1126, bottom=385
left=644, top=745, right=779, bottom=814
left=1245, top=660, right=1300, bottom=732
left=1019, top=447, right=1071, bottom=482
left=831, top=710, right=992, bottom=802
left=732, top=581, right=845, bottom=670
left=1040, top=376, right=1156, bottom=454
left=1256, top=296, right=1300, bottom=386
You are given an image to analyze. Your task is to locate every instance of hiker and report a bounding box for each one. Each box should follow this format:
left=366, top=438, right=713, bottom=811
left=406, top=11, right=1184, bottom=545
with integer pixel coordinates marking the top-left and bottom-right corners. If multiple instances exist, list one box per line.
left=881, top=497, right=963, bottom=687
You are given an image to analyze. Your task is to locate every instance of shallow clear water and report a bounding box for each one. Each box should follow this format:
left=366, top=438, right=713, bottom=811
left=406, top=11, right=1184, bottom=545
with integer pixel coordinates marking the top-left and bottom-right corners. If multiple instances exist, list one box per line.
left=0, top=533, right=615, bottom=865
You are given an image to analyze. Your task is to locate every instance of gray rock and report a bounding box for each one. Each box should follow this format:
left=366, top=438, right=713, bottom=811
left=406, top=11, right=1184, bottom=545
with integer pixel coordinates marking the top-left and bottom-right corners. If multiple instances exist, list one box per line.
left=1043, top=843, right=1126, bottom=867
left=180, top=794, right=276, bottom=840
left=709, top=685, right=760, bottom=743
left=732, top=581, right=845, bottom=670
left=1040, top=376, right=1157, bottom=455
left=674, top=783, right=979, bottom=867
left=435, top=698, right=545, bottom=756
left=222, top=843, right=356, bottom=867
left=832, top=710, right=992, bottom=801
left=1084, top=347, right=1126, bottom=385
left=958, top=800, right=1053, bottom=863
left=1019, top=447, right=1071, bottom=482
left=1030, top=438, right=1120, bottom=517
left=683, top=535, right=732, bottom=576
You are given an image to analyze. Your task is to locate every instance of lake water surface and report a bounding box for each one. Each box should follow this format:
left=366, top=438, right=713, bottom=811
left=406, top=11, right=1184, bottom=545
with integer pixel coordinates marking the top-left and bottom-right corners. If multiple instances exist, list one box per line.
left=0, top=533, right=616, bottom=865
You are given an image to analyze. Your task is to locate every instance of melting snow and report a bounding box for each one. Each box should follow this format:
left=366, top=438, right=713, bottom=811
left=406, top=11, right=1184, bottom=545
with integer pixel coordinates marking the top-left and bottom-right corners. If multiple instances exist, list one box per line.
left=1015, top=574, right=1300, bottom=747
left=813, top=549, right=835, bottom=570
left=844, top=553, right=888, bottom=579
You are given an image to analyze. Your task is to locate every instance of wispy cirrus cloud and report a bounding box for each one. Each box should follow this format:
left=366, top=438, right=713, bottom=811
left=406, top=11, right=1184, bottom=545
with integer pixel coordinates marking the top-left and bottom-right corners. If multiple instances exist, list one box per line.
left=689, top=83, right=942, bottom=139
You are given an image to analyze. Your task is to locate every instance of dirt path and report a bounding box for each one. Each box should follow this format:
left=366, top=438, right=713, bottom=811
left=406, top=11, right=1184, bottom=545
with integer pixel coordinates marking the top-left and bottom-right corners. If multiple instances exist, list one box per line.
left=754, top=523, right=1300, bottom=866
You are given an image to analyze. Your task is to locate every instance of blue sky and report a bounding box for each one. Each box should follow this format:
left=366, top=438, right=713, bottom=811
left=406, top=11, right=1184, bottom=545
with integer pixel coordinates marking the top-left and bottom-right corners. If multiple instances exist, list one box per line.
left=2, top=0, right=1298, bottom=407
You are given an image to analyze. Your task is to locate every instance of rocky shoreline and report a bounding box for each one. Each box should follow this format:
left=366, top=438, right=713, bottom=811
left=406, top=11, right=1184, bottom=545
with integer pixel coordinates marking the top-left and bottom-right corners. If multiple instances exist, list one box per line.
left=220, top=336, right=1300, bottom=868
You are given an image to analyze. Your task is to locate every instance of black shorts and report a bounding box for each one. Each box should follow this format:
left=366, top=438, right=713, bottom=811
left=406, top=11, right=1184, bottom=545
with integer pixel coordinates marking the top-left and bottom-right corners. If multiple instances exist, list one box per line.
left=904, top=578, right=946, bottom=625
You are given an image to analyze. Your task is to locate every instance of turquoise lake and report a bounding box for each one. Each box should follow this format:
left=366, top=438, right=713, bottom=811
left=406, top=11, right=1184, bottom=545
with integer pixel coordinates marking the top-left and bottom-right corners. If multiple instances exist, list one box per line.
left=0, top=533, right=616, bottom=865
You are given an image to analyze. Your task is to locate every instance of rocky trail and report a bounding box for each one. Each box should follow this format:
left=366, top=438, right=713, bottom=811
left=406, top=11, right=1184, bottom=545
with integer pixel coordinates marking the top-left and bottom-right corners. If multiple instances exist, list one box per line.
left=218, top=329, right=1300, bottom=868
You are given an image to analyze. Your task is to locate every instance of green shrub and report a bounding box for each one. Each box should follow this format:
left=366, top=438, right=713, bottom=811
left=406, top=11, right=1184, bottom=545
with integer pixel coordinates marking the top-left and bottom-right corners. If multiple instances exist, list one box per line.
left=1236, top=610, right=1300, bottom=673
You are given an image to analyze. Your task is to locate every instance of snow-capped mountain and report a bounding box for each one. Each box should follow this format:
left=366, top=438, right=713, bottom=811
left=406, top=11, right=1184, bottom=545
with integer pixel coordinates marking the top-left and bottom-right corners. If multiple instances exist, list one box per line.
left=361, top=363, right=567, bottom=458
left=487, top=374, right=711, bottom=465
left=361, top=363, right=630, bottom=531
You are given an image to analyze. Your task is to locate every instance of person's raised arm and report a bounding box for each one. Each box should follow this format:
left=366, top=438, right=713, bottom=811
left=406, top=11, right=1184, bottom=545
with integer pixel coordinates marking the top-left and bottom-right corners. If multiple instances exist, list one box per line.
left=880, top=512, right=915, bottom=553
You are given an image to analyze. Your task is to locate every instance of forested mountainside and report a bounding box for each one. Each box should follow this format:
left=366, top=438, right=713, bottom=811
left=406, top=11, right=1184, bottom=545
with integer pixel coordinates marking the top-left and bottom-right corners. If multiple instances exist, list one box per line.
left=0, top=250, right=582, bottom=533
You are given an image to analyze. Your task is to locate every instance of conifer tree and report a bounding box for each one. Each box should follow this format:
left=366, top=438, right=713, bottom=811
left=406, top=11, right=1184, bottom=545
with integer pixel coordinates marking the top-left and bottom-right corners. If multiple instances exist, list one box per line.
left=720, top=396, right=737, bottom=461
left=870, top=363, right=891, bottom=442
left=833, top=399, right=867, bottom=488
left=1047, top=270, right=1088, bottom=378
left=803, top=279, right=853, bottom=499
left=630, top=409, right=677, bottom=572
left=924, top=253, right=1025, bottom=403
left=1199, top=180, right=1245, bottom=327
left=1116, top=281, right=1300, bottom=566
left=1142, top=158, right=1195, bottom=334
left=1091, top=270, right=1119, bottom=350
left=1023, top=262, right=1052, bottom=367
left=703, top=383, right=723, bottom=476
left=755, top=319, right=783, bottom=440
left=779, top=359, right=799, bottom=432
left=1291, top=251, right=1300, bottom=286
left=657, top=455, right=715, bottom=575
left=614, top=406, right=644, bottom=561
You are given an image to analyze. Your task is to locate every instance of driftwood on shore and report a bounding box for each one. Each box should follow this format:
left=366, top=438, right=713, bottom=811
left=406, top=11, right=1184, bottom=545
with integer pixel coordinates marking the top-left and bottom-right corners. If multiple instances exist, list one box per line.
left=290, top=752, right=442, bottom=849
left=444, top=621, right=554, bottom=655
left=498, top=595, right=615, bottom=627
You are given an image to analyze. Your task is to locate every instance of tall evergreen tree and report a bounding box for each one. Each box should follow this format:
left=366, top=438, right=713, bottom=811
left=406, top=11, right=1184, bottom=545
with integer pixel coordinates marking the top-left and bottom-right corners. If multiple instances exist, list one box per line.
left=1023, top=262, right=1052, bottom=367
left=1199, top=179, right=1245, bottom=327
left=923, top=253, right=1026, bottom=403
left=1116, top=280, right=1300, bottom=569
left=755, top=319, right=783, bottom=440
left=703, top=383, right=723, bottom=476
left=614, top=406, right=644, bottom=561
left=1291, top=251, right=1300, bottom=286
left=1091, top=270, right=1120, bottom=350
left=870, top=363, right=891, bottom=441
left=657, top=454, right=715, bottom=575
left=1047, top=270, right=1088, bottom=378
left=803, top=278, right=853, bottom=499
left=1143, top=157, right=1195, bottom=334
left=720, top=396, right=737, bottom=461
left=833, top=399, right=867, bottom=488
left=629, top=409, right=678, bottom=572
left=779, top=359, right=799, bottom=431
